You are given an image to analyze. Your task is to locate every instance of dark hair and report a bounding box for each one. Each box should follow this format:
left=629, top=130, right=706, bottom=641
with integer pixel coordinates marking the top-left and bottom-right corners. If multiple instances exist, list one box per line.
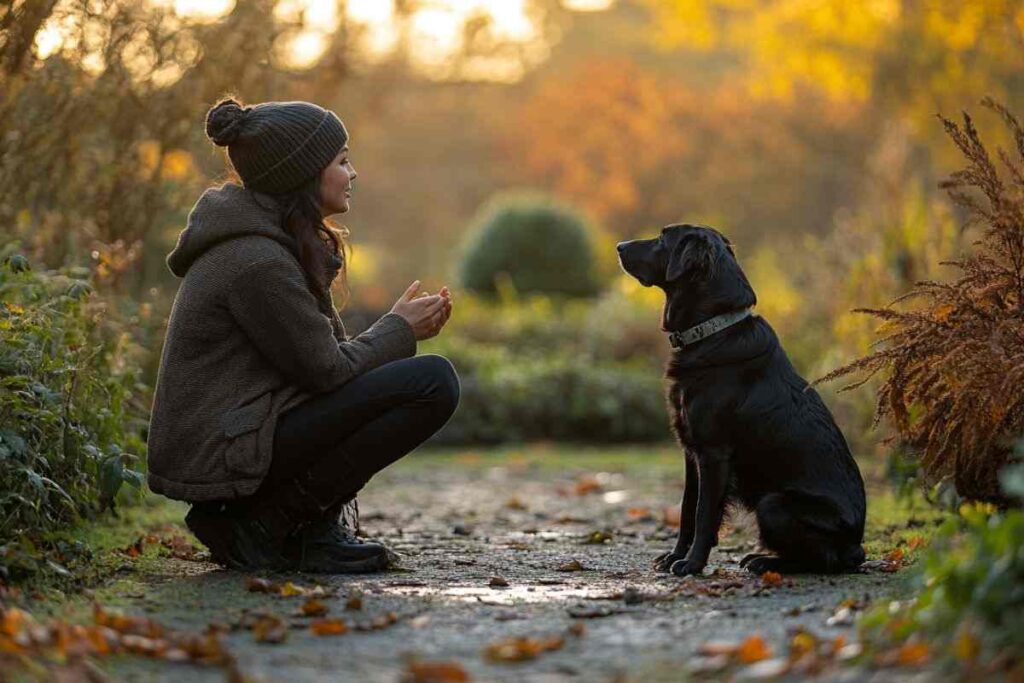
left=279, top=174, right=350, bottom=312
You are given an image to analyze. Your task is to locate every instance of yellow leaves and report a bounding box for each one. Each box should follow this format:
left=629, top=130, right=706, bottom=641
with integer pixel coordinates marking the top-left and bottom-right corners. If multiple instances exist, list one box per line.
left=279, top=581, right=307, bottom=597
left=933, top=303, right=956, bottom=321
left=746, top=247, right=802, bottom=325
left=136, top=140, right=196, bottom=181
left=953, top=629, right=980, bottom=662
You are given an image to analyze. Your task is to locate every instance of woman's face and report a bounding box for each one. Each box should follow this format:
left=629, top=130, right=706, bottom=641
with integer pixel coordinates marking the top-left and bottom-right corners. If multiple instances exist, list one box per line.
left=319, top=145, right=357, bottom=216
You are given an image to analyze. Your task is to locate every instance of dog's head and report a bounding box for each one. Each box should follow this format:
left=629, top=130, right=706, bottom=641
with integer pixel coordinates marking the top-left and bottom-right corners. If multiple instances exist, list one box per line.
left=617, top=224, right=756, bottom=332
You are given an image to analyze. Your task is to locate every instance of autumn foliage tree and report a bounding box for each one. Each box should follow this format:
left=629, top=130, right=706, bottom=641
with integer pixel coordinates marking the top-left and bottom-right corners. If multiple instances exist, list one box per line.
left=820, top=99, right=1024, bottom=503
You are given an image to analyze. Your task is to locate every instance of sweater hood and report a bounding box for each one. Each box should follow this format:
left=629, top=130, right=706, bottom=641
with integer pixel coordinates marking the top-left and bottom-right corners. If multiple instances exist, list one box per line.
left=167, top=182, right=298, bottom=277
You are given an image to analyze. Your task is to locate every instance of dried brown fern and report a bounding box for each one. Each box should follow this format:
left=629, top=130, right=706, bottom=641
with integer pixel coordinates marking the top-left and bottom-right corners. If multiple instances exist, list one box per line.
left=819, top=98, right=1024, bottom=503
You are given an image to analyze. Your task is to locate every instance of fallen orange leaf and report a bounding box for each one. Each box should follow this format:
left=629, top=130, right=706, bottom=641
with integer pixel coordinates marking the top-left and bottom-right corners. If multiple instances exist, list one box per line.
left=405, top=660, right=471, bottom=682
left=301, top=599, right=328, bottom=617
left=895, top=641, right=929, bottom=666
left=662, top=506, right=681, bottom=528
left=760, top=571, right=783, bottom=587
left=736, top=635, right=772, bottom=663
left=310, top=619, right=348, bottom=636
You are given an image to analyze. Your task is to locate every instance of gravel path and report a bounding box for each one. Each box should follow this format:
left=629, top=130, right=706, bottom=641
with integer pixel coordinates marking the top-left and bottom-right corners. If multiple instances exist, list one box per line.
left=96, top=449, right=922, bottom=682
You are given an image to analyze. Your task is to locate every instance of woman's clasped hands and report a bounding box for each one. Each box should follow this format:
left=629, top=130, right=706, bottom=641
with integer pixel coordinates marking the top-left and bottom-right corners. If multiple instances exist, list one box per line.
left=390, top=280, right=453, bottom=341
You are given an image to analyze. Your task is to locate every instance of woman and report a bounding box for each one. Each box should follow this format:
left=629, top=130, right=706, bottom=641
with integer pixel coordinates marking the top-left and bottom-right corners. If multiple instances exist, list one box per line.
left=146, top=98, right=460, bottom=573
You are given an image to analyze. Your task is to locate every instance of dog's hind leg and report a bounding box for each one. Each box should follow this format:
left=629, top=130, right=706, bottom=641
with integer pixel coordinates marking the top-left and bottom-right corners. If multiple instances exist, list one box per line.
left=749, top=492, right=864, bottom=575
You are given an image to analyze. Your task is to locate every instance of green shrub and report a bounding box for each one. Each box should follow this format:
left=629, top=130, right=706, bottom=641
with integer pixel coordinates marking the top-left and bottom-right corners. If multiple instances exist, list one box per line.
left=431, top=348, right=669, bottom=445
left=0, top=244, right=150, bottom=580
left=857, top=443, right=1024, bottom=675
left=458, top=192, right=602, bottom=298
left=420, top=286, right=673, bottom=445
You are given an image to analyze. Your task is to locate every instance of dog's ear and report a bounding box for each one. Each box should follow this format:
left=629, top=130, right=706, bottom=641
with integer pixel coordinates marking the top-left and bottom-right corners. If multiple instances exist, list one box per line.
left=666, top=232, right=718, bottom=282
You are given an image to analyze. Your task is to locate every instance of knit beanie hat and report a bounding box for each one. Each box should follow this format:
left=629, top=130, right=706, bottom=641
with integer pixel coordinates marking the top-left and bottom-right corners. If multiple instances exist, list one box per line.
left=205, top=98, right=348, bottom=195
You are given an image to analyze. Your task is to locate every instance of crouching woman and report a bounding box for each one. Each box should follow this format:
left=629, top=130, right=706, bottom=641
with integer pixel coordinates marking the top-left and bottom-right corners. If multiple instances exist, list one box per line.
left=146, top=98, right=459, bottom=573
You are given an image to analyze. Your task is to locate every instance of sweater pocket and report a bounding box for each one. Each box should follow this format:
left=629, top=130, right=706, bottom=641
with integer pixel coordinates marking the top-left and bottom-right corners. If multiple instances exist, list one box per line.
left=221, top=392, right=272, bottom=477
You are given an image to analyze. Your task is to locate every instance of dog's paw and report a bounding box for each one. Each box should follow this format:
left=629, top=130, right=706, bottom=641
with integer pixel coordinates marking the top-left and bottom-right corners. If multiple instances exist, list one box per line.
left=742, top=554, right=784, bottom=575
left=670, top=559, right=705, bottom=577
left=653, top=550, right=688, bottom=572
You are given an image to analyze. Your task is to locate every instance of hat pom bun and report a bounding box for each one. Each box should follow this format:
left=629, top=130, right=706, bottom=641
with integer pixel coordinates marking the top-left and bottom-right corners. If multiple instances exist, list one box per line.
left=205, top=98, right=248, bottom=147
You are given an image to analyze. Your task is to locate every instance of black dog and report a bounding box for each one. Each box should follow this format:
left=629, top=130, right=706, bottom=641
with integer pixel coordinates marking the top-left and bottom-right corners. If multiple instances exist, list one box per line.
left=617, top=224, right=866, bottom=576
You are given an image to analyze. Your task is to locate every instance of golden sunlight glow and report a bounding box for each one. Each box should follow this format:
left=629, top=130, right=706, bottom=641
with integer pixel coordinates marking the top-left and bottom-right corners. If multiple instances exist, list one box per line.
left=562, top=0, right=616, bottom=10
left=165, top=0, right=234, bottom=21
left=35, top=0, right=614, bottom=81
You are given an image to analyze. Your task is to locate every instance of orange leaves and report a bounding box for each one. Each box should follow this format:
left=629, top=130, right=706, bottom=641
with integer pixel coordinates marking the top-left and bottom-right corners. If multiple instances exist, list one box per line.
left=557, top=473, right=604, bottom=497
left=118, top=532, right=199, bottom=560
left=484, top=635, right=565, bottom=663
left=698, top=635, right=773, bottom=663
left=300, top=599, right=329, bottom=617
left=895, top=641, right=930, bottom=666
left=694, top=628, right=865, bottom=678
left=760, top=571, right=784, bottom=587
left=0, top=604, right=234, bottom=671
left=483, top=623, right=585, bottom=664
left=244, top=577, right=328, bottom=598
left=310, top=619, right=348, bottom=637
left=736, top=635, right=772, bottom=664
left=626, top=507, right=654, bottom=521
left=404, top=660, right=470, bottom=682
left=250, top=614, right=287, bottom=644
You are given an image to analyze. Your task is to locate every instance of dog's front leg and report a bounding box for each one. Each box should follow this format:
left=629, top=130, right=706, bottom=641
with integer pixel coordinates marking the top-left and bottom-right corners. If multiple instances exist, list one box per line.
left=671, top=449, right=730, bottom=577
left=654, top=453, right=698, bottom=571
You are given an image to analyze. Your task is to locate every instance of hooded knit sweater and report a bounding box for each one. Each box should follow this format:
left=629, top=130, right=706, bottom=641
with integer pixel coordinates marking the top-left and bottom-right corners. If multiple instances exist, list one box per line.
left=146, top=182, right=417, bottom=501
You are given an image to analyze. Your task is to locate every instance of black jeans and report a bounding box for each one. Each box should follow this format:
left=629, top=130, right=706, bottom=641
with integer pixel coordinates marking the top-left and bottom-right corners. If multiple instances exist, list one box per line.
left=250, top=354, right=459, bottom=512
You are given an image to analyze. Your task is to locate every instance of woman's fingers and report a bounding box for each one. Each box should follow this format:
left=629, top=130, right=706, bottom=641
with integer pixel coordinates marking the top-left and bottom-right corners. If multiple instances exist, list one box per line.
left=402, top=280, right=421, bottom=301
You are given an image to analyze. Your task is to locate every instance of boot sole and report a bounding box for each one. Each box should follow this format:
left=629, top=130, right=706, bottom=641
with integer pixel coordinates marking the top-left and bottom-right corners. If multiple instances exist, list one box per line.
left=295, top=550, right=391, bottom=574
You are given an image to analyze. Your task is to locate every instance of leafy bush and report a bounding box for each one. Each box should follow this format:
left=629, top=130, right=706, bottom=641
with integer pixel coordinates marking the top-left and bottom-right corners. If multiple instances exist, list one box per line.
left=821, top=99, right=1024, bottom=502
left=858, top=444, right=1024, bottom=676
left=458, top=192, right=602, bottom=298
left=430, top=345, right=669, bottom=444
left=423, top=284, right=672, bottom=445
left=0, top=244, right=151, bottom=580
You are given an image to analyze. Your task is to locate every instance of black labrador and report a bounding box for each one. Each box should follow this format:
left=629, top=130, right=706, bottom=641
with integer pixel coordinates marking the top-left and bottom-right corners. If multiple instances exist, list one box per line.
left=617, top=224, right=866, bottom=576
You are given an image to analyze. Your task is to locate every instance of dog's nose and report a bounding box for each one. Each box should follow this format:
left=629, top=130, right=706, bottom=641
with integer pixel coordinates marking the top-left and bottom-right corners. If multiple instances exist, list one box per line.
left=616, top=242, right=627, bottom=253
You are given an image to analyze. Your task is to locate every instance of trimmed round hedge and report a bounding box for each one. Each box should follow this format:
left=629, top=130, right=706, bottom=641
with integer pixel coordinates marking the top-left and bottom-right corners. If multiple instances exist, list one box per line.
left=458, top=192, right=600, bottom=298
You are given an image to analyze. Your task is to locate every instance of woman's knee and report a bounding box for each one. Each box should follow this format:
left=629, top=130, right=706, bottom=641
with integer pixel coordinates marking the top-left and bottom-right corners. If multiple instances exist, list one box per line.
left=415, top=354, right=460, bottom=414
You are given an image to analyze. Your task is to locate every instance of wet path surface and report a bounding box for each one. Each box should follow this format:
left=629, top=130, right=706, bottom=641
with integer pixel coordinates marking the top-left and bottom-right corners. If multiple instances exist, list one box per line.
left=101, top=449, right=913, bottom=682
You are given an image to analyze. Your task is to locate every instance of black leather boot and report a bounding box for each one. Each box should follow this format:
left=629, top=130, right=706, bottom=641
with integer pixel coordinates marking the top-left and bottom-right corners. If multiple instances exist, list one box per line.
left=185, top=500, right=294, bottom=571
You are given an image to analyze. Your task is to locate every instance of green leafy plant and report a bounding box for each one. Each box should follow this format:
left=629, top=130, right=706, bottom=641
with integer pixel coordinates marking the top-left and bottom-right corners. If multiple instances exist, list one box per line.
left=0, top=244, right=150, bottom=580
left=858, top=442, right=1024, bottom=677
left=458, top=192, right=603, bottom=298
